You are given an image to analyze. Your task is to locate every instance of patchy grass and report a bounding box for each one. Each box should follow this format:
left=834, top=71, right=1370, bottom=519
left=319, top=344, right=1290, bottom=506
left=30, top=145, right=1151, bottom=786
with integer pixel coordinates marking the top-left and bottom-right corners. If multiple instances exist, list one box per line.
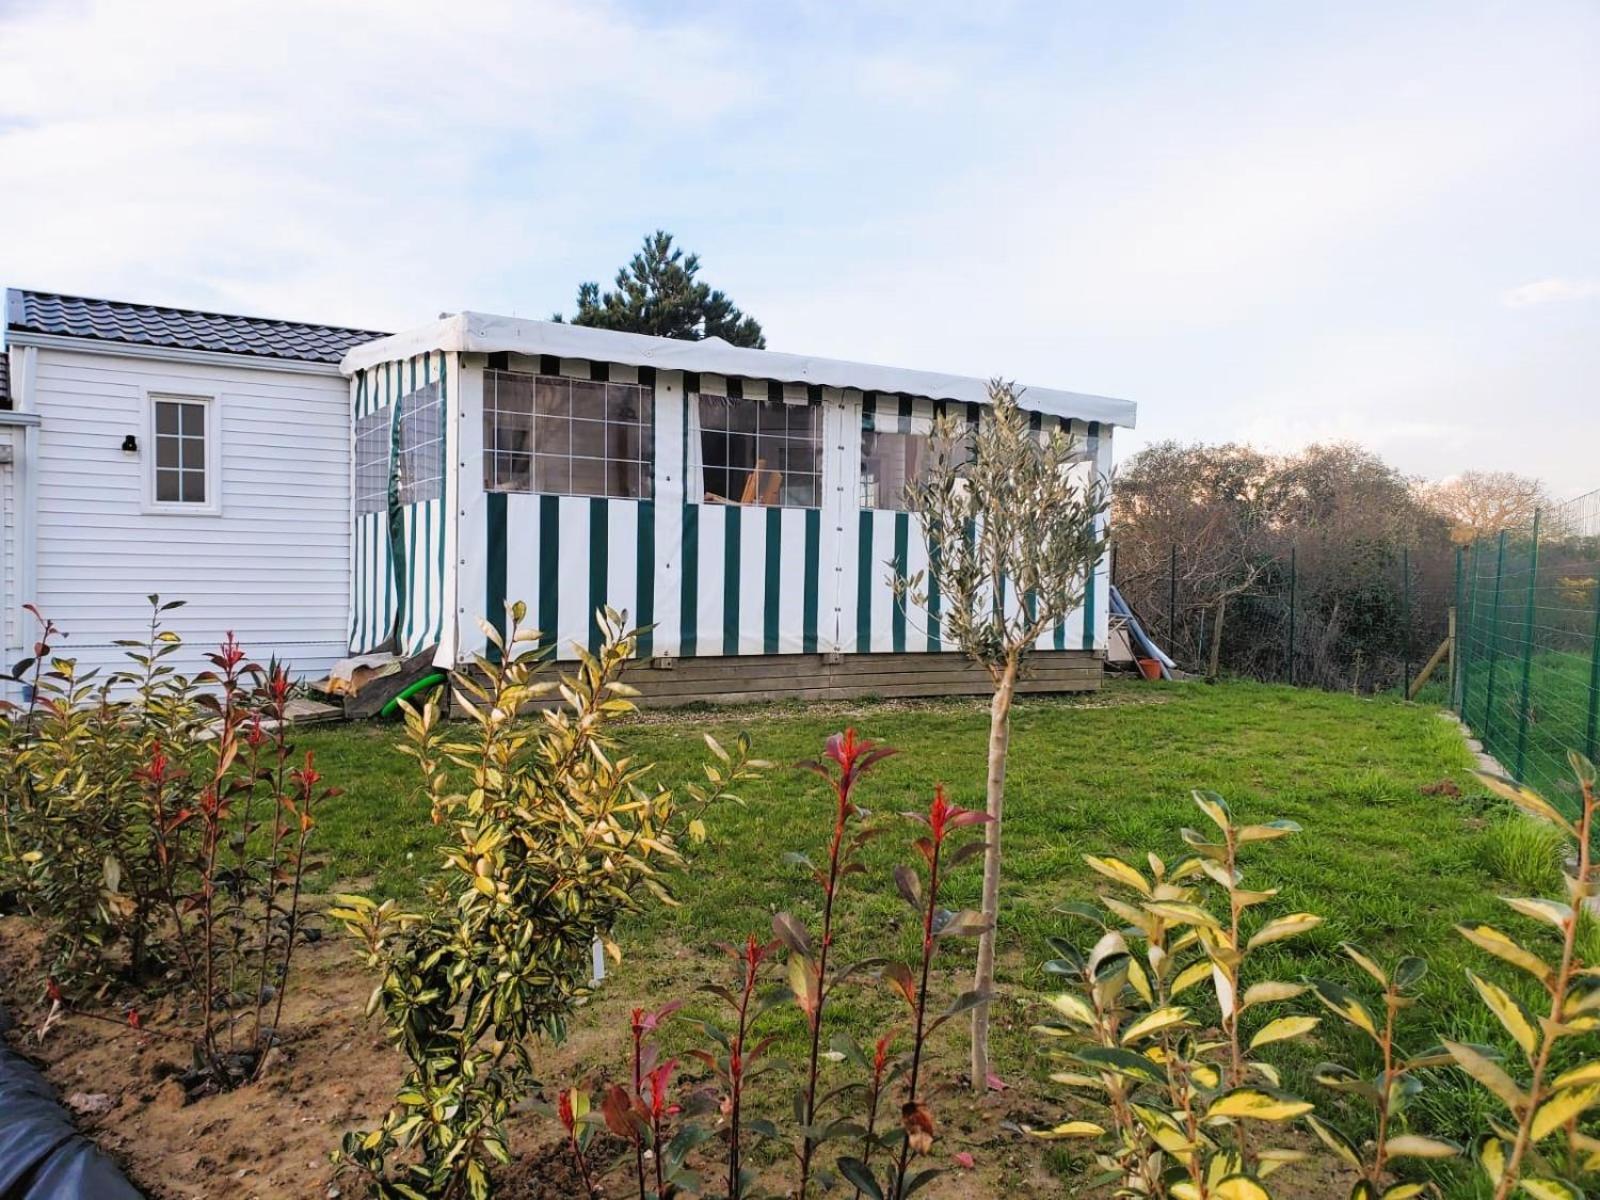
left=295, top=678, right=1558, bottom=1196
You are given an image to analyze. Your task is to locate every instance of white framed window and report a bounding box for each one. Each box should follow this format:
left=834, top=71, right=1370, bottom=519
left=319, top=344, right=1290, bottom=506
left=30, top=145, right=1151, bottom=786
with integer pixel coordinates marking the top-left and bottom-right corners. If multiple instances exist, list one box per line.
left=483, top=369, right=654, bottom=500
left=143, top=392, right=220, bottom=514
left=354, top=406, right=391, bottom=516
left=699, top=395, right=820, bottom=507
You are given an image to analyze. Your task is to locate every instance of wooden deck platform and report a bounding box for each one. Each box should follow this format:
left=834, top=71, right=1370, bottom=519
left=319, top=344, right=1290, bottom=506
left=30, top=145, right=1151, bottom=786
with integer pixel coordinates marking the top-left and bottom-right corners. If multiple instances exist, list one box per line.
left=602, top=649, right=1102, bottom=708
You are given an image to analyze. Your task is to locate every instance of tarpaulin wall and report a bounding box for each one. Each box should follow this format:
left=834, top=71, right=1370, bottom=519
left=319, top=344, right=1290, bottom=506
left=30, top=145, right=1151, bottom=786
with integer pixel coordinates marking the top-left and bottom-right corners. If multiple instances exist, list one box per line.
left=347, top=352, right=456, bottom=662
left=454, top=356, right=1112, bottom=664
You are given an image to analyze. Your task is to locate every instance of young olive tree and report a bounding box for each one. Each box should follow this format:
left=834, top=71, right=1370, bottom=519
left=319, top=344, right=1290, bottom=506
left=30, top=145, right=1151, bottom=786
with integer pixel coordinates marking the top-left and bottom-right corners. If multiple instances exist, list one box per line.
left=896, top=379, right=1110, bottom=1089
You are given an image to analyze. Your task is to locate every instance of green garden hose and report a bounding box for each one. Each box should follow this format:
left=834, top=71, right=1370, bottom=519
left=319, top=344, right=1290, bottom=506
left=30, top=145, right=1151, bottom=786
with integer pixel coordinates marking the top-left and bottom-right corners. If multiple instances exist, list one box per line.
left=380, top=672, right=447, bottom=718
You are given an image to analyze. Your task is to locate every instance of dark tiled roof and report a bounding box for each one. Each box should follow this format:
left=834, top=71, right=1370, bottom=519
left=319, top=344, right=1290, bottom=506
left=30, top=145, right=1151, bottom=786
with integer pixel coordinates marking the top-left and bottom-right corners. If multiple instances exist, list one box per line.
left=5, top=289, right=387, bottom=365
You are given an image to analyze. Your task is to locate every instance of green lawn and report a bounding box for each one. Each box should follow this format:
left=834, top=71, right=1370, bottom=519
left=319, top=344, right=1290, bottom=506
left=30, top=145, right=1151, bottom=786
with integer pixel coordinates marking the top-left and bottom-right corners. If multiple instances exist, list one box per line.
left=295, top=677, right=1570, bottom=1195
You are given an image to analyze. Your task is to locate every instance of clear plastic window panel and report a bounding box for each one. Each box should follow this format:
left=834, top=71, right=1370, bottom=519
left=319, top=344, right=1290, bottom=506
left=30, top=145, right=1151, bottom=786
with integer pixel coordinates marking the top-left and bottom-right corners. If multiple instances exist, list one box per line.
left=859, top=429, right=931, bottom=511
left=397, top=382, right=444, bottom=506
left=859, top=407, right=981, bottom=509
left=483, top=370, right=653, bottom=500
left=698, top=395, right=821, bottom=508
left=154, top=399, right=206, bottom=504
left=354, top=406, right=392, bottom=515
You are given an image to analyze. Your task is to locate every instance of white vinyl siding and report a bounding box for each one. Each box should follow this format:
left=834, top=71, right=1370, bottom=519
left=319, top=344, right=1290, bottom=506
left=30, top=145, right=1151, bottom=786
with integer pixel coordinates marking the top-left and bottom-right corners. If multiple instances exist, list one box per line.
left=0, top=426, right=16, bottom=670
left=30, top=348, right=350, bottom=680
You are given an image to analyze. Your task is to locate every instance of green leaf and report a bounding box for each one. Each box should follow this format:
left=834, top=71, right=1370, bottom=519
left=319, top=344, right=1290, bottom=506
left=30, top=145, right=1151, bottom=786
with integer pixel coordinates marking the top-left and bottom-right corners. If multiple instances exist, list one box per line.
left=1242, top=980, right=1308, bottom=1008
left=1456, top=923, right=1555, bottom=986
left=1121, top=1005, right=1192, bottom=1045
left=1551, top=1062, right=1600, bottom=1091
left=1468, top=970, right=1540, bottom=1061
left=1519, top=1179, right=1585, bottom=1200
left=1531, top=1084, right=1600, bottom=1142
left=1249, top=1015, right=1320, bottom=1050
left=1144, top=900, right=1223, bottom=929
left=1384, top=1134, right=1460, bottom=1159
left=1084, top=854, right=1151, bottom=895
left=836, top=1157, right=883, bottom=1200
left=1308, top=980, right=1381, bottom=1041
left=1212, top=1176, right=1272, bottom=1200
left=1503, top=896, right=1574, bottom=930
left=1075, top=1046, right=1165, bottom=1085
left=1193, top=789, right=1232, bottom=831
left=1205, top=1088, right=1314, bottom=1122
left=1238, top=819, right=1301, bottom=842
left=1046, top=992, right=1096, bottom=1027
left=1341, top=942, right=1387, bottom=986
left=1028, top=1120, right=1106, bottom=1139
left=1247, top=912, right=1323, bottom=950
left=1444, top=1040, right=1527, bottom=1112
left=1474, top=772, right=1577, bottom=836
left=1305, top=1114, right=1362, bottom=1168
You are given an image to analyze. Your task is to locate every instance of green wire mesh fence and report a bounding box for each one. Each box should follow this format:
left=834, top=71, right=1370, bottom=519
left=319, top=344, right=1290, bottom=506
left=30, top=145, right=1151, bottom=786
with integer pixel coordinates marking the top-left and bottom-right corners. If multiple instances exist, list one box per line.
left=1453, top=487, right=1600, bottom=818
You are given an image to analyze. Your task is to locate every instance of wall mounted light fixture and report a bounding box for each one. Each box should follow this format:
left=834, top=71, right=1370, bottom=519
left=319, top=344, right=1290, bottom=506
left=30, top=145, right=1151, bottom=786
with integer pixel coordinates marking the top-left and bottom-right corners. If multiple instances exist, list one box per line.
left=121, top=434, right=138, bottom=453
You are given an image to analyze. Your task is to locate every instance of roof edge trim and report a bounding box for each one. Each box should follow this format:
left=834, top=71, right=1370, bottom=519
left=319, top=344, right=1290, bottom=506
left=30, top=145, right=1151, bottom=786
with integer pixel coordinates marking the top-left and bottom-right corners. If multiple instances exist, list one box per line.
left=7, top=330, right=346, bottom=376
left=341, top=312, right=1137, bottom=428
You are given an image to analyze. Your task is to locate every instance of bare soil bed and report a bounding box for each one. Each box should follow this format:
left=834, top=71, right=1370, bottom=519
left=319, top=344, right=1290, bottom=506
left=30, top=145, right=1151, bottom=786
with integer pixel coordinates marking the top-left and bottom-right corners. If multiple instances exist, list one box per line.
left=0, top=914, right=1133, bottom=1200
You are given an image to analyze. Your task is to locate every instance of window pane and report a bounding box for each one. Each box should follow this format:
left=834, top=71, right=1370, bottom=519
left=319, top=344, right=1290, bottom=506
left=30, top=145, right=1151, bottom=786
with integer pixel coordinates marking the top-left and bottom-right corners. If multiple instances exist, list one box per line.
left=491, top=451, right=532, bottom=492
left=155, top=469, right=181, bottom=502
left=156, top=403, right=181, bottom=436
left=699, top=398, right=728, bottom=431
left=607, top=422, right=640, bottom=462
left=606, top=383, right=643, bottom=423
left=180, top=436, right=204, bottom=470
left=569, top=457, right=607, bottom=496
left=568, top=379, right=605, bottom=419
left=535, top=377, right=569, bottom=418
left=756, top=434, right=787, bottom=471
left=608, top=462, right=642, bottom=499
left=181, top=470, right=205, bottom=504
left=702, top=467, right=728, bottom=502
left=156, top=437, right=179, bottom=469
left=534, top=454, right=571, bottom=494
left=534, top=412, right=571, bottom=455
left=569, top=418, right=605, bottom=458
left=179, top=402, right=203, bottom=436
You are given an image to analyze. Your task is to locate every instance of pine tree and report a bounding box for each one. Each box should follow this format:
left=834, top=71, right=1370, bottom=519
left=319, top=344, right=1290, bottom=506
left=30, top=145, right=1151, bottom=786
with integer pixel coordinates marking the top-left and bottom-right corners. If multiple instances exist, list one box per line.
left=562, top=230, right=765, bottom=348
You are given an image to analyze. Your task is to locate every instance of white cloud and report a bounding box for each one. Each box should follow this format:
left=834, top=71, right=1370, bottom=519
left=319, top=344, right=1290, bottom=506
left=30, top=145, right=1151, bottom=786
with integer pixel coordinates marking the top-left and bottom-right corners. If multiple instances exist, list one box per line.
left=1502, top=277, right=1600, bottom=308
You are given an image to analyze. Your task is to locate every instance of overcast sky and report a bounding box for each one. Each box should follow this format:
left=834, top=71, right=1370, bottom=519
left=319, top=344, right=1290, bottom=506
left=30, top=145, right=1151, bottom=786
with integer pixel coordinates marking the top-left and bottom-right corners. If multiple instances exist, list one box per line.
left=2, top=0, right=1596, bottom=495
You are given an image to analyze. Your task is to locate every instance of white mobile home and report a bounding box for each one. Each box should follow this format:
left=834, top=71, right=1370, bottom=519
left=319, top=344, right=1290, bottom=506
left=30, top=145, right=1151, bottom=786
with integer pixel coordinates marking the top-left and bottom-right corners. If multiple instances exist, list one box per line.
left=3, top=290, right=1137, bottom=707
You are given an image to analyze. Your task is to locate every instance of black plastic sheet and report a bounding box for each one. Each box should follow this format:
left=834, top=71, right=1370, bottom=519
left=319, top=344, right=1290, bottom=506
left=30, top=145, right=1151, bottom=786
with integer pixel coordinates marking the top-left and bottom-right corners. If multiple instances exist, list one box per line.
left=0, top=1022, right=141, bottom=1200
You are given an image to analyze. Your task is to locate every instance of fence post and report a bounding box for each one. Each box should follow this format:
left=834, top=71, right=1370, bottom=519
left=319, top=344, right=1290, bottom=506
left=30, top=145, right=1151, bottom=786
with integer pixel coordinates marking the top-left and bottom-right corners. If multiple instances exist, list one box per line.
left=1462, top=540, right=1483, bottom=717
left=1402, top=546, right=1412, bottom=698
left=1514, top=510, right=1541, bottom=782
left=1287, top=546, right=1297, bottom=686
left=1483, top=530, right=1508, bottom=746
left=1587, top=560, right=1600, bottom=765
left=1451, top=544, right=1464, bottom=710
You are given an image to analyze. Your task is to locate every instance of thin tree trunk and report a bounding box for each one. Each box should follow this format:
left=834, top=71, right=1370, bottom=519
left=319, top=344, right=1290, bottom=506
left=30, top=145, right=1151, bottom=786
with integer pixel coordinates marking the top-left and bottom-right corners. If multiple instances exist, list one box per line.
left=970, top=655, right=1017, bottom=1090
left=1208, top=596, right=1227, bottom=680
